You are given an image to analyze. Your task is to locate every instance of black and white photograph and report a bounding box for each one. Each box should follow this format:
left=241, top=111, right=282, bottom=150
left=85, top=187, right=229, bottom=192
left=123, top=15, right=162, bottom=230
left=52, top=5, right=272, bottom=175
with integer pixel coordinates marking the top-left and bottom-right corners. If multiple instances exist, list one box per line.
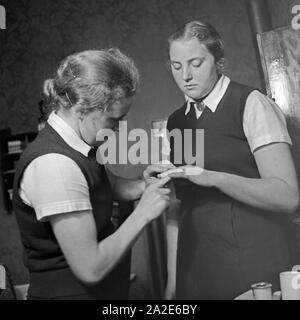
left=0, top=0, right=300, bottom=309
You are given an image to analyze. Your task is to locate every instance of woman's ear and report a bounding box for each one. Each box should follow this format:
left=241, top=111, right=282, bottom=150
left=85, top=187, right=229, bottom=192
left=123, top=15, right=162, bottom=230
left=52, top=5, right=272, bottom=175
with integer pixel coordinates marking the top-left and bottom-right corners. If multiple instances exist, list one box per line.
left=216, top=58, right=225, bottom=72
left=76, top=108, right=85, bottom=121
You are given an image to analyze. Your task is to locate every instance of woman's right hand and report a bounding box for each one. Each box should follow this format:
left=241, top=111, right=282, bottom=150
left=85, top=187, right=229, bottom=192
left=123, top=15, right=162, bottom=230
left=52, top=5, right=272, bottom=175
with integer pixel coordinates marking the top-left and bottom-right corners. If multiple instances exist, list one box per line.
left=136, top=176, right=171, bottom=222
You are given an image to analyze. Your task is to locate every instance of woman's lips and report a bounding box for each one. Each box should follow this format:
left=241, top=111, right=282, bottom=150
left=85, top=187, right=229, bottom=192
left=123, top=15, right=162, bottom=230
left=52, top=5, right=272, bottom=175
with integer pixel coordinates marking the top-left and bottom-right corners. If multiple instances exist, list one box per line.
left=185, top=84, right=197, bottom=89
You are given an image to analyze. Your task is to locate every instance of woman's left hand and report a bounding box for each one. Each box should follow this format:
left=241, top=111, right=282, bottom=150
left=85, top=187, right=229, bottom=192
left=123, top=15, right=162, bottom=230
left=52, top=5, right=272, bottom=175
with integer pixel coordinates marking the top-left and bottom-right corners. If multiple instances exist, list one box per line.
left=163, top=165, right=216, bottom=188
left=143, top=163, right=175, bottom=186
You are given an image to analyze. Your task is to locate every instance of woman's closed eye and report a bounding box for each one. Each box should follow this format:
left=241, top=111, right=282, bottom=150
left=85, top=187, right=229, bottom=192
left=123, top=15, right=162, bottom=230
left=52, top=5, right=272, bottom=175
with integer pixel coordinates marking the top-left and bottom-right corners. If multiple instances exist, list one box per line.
left=171, top=62, right=182, bottom=71
left=191, top=58, right=203, bottom=68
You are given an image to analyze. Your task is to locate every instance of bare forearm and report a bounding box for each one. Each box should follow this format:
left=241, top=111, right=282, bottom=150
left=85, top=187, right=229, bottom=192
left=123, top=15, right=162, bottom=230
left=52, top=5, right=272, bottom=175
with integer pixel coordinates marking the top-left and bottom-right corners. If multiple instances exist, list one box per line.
left=93, top=183, right=172, bottom=282
left=211, top=171, right=299, bottom=213
left=93, top=208, right=148, bottom=281
left=52, top=178, right=170, bottom=285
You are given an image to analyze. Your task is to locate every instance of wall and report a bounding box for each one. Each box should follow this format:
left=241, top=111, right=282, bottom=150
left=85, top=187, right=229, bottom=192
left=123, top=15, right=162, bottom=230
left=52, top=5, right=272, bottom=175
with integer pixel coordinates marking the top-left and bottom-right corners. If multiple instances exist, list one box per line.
left=0, top=0, right=260, bottom=138
left=265, top=0, right=300, bottom=260
left=0, top=0, right=295, bottom=288
left=268, top=0, right=300, bottom=29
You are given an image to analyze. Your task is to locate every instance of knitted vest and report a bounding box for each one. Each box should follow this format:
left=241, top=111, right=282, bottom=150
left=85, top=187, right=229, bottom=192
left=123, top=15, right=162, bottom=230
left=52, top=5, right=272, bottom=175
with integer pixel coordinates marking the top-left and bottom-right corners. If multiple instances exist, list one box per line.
left=167, top=81, right=259, bottom=201
left=13, top=123, right=130, bottom=299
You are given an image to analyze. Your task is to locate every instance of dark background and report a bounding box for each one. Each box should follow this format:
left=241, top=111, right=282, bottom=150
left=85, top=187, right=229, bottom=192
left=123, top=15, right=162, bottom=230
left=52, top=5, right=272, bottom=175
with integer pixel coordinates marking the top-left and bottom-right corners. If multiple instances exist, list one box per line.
left=0, top=0, right=299, bottom=296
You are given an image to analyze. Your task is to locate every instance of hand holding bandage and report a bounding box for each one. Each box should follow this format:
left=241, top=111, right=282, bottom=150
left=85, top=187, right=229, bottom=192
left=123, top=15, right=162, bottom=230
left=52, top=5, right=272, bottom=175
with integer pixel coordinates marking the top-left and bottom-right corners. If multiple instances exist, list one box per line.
left=143, top=161, right=175, bottom=186
left=158, top=165, right=215, bottom=188
left=158, top=165, right=203, bottom=177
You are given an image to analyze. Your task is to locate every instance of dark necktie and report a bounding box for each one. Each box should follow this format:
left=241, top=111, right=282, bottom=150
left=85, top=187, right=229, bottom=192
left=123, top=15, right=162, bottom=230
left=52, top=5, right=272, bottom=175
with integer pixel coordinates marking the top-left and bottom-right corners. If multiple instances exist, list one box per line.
left=194, top=100, right=206, bottom=112
left=88, top=147, right=97, bottom=160
left=190, top=100, right=206, bottom=118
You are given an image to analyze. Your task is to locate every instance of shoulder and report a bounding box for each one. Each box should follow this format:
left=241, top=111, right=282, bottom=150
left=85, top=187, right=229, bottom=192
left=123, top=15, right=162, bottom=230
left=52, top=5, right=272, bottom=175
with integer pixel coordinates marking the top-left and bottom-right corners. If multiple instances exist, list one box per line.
left=244, top=89, right=289, bottom=134
left=230, top=80, right=256, bottom=91
left=243, top=90, right=291, bottom=153
left=247, top=89, right=267, bottom=100
left=229, top=81, right=257, bottom=102
left=246, top=90, right=274, bottom=103
left=28, top=153, right=80, bottom=168
left=21, top=153, right=91, bottom=221
left=24, top=153, right=84, bottom=181
left=245, top=90, right=286, bottom=117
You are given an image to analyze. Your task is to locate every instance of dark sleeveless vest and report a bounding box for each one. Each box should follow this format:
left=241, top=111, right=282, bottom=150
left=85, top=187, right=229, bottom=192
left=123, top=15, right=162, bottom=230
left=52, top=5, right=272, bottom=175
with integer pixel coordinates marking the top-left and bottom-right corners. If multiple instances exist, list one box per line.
left=13, top=123, right=130, bottom=299
left=167, top=81, right=292, bottom=299
left=167, top=81, right=260, bottom=196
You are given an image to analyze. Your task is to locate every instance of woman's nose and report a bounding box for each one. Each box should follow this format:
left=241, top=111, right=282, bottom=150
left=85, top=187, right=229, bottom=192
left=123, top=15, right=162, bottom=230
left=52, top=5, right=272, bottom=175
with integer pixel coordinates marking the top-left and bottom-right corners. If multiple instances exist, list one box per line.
left=182, top=66, right=192, bottom=82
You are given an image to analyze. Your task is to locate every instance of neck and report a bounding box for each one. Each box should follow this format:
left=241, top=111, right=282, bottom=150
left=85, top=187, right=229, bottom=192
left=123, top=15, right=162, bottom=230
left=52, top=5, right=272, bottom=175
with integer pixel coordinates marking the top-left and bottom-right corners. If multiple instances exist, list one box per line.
left=197, top=73, right=221, bottom=101
left=56, top=109, right=82, bottom=139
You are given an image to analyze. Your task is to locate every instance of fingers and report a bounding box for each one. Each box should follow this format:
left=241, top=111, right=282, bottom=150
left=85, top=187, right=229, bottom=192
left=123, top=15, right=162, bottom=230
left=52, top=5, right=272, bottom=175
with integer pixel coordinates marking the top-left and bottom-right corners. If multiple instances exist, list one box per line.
left=151, top=176, right=171, bottom=188
left=161, top=195, right=170, bottom=202
left=146, top=177, right=158, bottom=184
left=166, top=172, right=186, bottom=179
left=154, top=163, right=176, bottom=170
left=158, top=187, right=171, bottom=195
left=158, top=168, right=184, bottom=178
left=159, top=166, right=204, bottom=178
left=145, top=164, right=175, bottom=176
